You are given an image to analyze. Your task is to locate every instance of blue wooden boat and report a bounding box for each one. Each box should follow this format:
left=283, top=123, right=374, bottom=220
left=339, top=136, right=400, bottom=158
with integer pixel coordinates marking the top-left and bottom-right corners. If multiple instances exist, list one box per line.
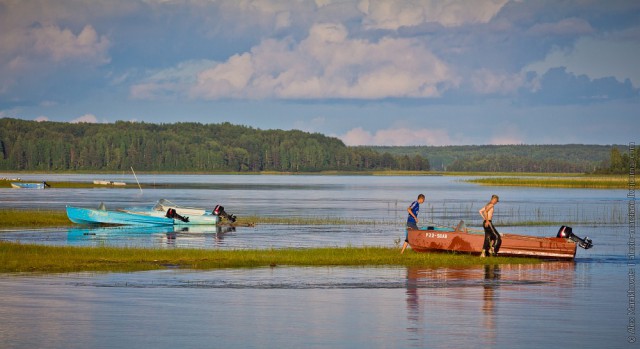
left=66, top=206, right=174, bottom=226
left=11, top=182, right=48, bottom=189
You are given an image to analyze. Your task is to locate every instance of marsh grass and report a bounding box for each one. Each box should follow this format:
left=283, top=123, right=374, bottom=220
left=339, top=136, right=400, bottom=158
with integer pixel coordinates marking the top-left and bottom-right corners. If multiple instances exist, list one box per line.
left=0, top=241, right=540, bottom=273
left=466, top=175, right=627, bottom=189
left=0, top=209, right=72, bottom=228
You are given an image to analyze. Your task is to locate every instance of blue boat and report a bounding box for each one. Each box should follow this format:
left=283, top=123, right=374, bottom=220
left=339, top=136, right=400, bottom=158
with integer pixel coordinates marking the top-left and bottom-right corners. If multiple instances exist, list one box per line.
left=11, top=181, right=49, bottom=189
left=66, top=206, right=174, bottom=226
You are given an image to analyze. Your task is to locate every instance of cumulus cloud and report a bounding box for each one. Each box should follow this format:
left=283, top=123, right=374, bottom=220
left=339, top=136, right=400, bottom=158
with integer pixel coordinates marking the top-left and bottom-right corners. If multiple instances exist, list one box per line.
left=71, top=114, right=102, bottom=123
left=470, top=69, right=526, bottom=95
left=521, top=67, right=639, bottom=104
left=2, top=24, right=110, bottom=71
left=35, top=116, right=49, bottom=122
left=0, top=23, right=111, bottom=100
left=340, top=126, right=454, bottom=146
left=357, top=0, right=509, bottom=29
left=525, top=36, right=640, bottom=88
left=186, top=23, right=457, bottom=100
left=31, top=25, right=110, bottom=64
left=527, top=17, right=594, bottom=37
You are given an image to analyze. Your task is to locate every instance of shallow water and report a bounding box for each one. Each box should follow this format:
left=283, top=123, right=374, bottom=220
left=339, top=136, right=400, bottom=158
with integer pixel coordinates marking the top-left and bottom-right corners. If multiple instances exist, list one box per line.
left=0, top=262, right=631, bottom=349
left=0, top=173, right=636, bottom=348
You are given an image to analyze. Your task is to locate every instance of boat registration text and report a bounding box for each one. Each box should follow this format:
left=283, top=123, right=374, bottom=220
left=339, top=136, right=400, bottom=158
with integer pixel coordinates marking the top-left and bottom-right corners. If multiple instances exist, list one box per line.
left=425, top=232, right=448, bottom=239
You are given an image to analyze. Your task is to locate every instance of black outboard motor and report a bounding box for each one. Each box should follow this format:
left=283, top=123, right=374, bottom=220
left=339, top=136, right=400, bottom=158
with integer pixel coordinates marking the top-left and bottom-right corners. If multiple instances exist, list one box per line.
left=166, top=208, right=189, bottom=223
left=557, top=225, right=593, bottom=249
left=213, top=205, right=237, bottom=223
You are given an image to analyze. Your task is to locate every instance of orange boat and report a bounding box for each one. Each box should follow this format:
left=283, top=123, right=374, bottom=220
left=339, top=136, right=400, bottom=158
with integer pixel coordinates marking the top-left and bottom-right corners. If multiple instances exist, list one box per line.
left=406, top=222, right=592, bottom=260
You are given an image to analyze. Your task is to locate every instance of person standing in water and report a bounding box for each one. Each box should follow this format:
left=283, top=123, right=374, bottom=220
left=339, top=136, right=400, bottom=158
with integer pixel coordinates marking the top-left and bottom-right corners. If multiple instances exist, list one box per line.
left=479, top=194, right=501, bottom=257
left=401, top=193, right=425, bottom=254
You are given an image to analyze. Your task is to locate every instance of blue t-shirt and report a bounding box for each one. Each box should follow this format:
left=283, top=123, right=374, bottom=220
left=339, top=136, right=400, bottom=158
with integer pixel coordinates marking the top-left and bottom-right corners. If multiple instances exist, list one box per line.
left=407, top=200, right=420, bottom=224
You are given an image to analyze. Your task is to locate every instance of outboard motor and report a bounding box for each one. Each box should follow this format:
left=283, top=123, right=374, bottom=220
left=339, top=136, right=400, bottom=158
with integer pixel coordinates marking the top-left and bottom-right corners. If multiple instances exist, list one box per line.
left=557, top=225, right=593, bottom=249
left=166, top=208, right=189, bottom=223
left=213, top=205, right=237, bottom=223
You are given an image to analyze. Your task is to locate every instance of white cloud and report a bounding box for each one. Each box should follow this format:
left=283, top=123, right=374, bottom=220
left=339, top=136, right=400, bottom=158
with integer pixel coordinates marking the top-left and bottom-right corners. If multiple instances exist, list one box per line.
left=0, top=23, right=110, bottom=97
left=187, top=23, right=458, bottom=100
left=71, top=114, right=101, bottom=123
left=340, top=126, right=454, bottom=146
left=1, top=24, right=110, bottom=71
left=35, top=116, right=49, bottom=122
left=31, top=25, right=110, bottom=64
left=527, top=17, right=594, bottom=36
left=470, top=69, right=525, bottom=95
left=357, top=0, right=509, bottom=29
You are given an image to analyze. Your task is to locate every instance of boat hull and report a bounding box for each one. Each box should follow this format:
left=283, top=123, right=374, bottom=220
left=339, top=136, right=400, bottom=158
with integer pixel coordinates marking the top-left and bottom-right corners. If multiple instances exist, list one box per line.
left=66, top=206, right=174, bottom=226
left=11, top=182, right=45, bottom=189
left=124, top=210, right=219, bottom=225
left=407, top=227, right=577, bottom=260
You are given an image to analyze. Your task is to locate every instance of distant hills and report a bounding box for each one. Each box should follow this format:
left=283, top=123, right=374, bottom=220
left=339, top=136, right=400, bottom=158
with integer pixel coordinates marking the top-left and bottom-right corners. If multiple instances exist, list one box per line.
left=0, top=118, right=627, bottom=173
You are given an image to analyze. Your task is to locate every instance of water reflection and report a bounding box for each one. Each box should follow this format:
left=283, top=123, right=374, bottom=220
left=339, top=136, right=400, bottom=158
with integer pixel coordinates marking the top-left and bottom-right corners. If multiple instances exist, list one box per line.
left=404, top=262, right=577, bottom=348
left=66, top=225, right=236, bottom=248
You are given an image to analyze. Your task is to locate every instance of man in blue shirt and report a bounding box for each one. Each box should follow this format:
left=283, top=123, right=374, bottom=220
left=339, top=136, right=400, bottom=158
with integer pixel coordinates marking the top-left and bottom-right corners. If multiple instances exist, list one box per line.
left=401, top=193, right=425, bottom=254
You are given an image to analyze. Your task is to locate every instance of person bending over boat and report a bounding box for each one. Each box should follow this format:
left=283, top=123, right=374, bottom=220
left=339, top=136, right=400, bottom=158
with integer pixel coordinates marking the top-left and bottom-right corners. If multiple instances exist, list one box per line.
left=479, top=194, right=501, bottom=257
left=401, top=193, right=425, bottom=254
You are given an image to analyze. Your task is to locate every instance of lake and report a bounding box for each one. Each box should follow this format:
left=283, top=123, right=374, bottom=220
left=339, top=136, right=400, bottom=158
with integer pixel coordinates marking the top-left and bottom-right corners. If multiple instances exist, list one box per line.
left=0, top=174, right=636, bottom=348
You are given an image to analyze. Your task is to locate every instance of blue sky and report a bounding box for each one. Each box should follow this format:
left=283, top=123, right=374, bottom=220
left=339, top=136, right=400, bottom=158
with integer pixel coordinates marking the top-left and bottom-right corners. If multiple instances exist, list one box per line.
left=1, top=0, right=638, bottom=145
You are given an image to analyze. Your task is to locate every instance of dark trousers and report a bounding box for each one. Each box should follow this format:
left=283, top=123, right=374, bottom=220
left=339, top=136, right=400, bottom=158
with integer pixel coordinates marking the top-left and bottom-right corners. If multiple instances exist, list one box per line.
left=482, top=221, right=502, bottom=254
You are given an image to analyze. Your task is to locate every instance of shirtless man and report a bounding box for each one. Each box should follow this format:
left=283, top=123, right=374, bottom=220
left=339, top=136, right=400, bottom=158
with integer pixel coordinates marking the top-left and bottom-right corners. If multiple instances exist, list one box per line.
left=478, top=194, right=501, bottom=257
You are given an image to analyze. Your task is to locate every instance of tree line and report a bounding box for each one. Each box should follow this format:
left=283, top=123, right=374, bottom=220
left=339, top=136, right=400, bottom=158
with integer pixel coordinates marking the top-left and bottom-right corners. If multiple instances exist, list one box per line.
left=0, top=118, right=429, bottom=172
left=594, top=147, right=639, bottom=174
left=371, top=144, right=630, bottom=173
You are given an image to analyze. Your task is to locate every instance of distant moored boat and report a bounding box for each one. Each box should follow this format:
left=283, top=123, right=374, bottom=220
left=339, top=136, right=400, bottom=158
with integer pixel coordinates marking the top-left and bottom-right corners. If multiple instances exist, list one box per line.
left=10, top=181, right=48, bottom=189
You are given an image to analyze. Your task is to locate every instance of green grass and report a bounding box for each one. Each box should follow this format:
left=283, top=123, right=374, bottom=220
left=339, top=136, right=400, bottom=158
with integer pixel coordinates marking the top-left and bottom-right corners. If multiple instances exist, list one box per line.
left=0, top=241, right=540, bottom=273
left=0, top=209, right=73, bottom=228
left=466, top=175, right=628, bottom=189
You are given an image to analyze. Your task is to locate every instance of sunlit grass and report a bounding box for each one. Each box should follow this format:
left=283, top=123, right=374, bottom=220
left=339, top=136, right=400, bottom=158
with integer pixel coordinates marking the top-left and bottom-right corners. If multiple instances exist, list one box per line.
left=466, top=175, right=627, bottom=188
left=0, top=241, right=540, bottom=273
left=0, top=209, right=72, bottom=228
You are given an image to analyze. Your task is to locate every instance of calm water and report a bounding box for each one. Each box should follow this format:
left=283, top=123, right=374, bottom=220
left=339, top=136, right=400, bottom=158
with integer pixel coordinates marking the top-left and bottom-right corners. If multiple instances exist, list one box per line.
left=0, top=174, right=636, bottom=348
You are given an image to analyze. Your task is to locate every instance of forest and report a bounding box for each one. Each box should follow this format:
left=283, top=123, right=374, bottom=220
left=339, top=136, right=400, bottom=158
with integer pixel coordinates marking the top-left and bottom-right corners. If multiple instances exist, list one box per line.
left=372, top=144, right=633, bottom=173
left=1, top=118, right=633, bottom=173
left=0, top=118, right=429, bottom=172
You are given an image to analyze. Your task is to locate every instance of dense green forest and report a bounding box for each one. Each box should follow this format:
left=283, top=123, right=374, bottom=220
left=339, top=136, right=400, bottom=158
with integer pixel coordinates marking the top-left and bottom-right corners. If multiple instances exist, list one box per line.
left=0, top=118, right=429, bottom=172
left=371, top=144, right=633, bottom=173
left=594, top=147, right=640, bottom=174
left=1, top=118, right=633, bottom=173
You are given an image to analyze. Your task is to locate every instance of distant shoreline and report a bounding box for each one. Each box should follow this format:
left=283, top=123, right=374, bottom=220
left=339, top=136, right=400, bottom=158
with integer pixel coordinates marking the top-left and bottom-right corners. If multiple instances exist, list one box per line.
left=2, top=172, right=627, bottom=189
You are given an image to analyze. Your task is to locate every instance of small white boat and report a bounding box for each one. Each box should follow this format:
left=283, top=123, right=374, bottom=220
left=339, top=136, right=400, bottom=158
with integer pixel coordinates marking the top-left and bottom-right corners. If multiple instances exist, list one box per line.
left=122, top=199, right=236, bottom=225
left=93, top=180, right=126, bottom=186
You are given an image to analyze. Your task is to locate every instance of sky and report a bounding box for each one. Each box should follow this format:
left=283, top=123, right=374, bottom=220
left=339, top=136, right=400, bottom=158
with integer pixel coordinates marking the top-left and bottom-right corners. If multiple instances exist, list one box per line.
left=0, top=0, right=638, bottom=146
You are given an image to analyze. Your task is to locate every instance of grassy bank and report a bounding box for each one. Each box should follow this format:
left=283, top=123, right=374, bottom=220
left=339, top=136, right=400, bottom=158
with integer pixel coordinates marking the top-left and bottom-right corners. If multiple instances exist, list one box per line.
left=0, top=209, right=394, bottom=229
left=0, top=209, right=73, bottom=228
left=0, top=242, right=540, bottom=273
left=466, top=175, right=627, bottom=189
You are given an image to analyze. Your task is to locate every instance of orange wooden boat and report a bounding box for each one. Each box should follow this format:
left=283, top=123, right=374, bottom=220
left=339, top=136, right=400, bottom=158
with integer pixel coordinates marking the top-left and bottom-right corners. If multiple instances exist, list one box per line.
left=406, top=222, right=592, bottom=260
